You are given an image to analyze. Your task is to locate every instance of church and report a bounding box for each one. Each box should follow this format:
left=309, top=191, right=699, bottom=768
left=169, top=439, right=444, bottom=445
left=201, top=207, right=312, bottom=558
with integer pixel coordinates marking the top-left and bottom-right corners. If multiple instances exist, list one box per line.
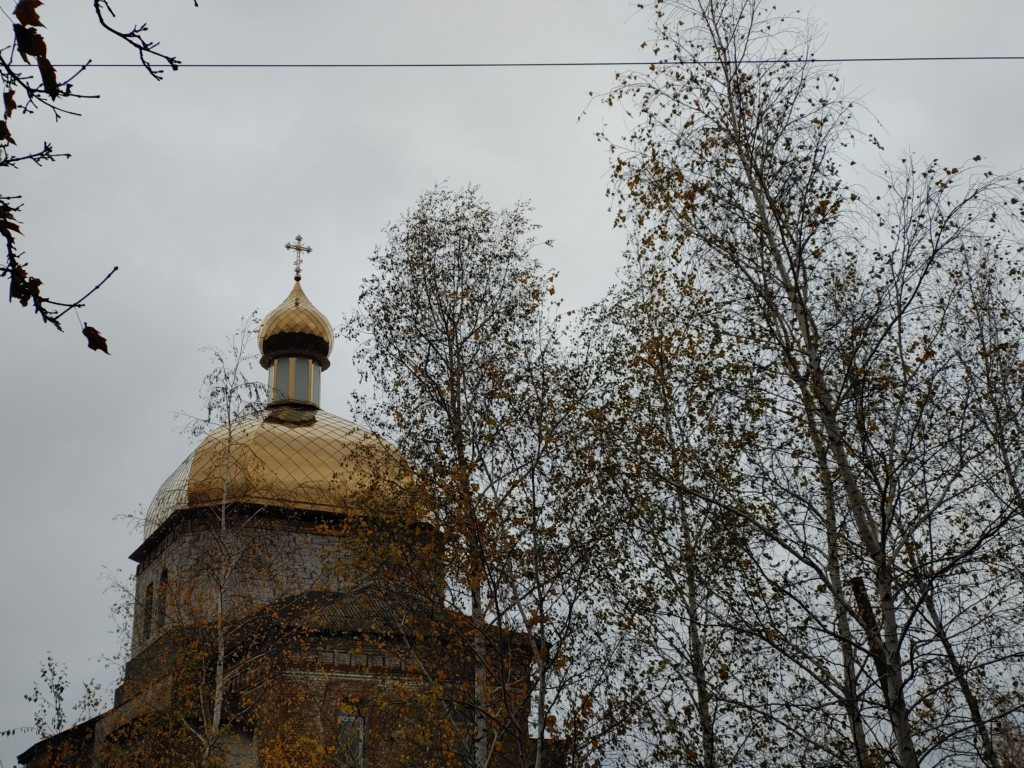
left=19, top=240, right=536, bottom=768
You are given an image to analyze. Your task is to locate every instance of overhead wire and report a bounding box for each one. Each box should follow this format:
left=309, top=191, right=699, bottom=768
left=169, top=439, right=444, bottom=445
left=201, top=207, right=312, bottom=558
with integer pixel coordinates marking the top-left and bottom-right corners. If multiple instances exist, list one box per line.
left=30, top=55, right=1024, bottom=69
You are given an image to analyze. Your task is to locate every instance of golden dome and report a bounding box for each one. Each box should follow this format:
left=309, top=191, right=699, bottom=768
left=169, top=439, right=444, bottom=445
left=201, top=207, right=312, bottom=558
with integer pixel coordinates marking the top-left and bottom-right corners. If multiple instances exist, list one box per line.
left=144, top=407, right=407, bottom=537
left=259, top=280, right=334, bottom=368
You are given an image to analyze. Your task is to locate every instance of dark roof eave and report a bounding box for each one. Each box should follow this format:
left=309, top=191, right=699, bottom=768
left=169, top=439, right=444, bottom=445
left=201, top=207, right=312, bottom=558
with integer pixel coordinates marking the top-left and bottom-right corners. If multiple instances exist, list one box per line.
left=130, top=503, right=376, bottom=563
left=16, top=714, right=103, bottom=765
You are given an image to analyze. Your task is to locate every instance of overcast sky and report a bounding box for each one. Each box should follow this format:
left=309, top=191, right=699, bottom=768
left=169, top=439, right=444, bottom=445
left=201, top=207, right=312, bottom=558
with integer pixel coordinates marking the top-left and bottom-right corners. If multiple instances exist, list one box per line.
left=2, top=2, right=1023, bottom=763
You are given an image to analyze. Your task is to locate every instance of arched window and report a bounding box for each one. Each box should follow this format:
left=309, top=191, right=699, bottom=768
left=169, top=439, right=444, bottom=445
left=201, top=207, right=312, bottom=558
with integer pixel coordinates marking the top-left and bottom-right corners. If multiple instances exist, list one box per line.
left=143, top=583, right=154, bottom=640
left=157, top=569, right=169, bottom=627
left=336, top=704, right=365, bottom=767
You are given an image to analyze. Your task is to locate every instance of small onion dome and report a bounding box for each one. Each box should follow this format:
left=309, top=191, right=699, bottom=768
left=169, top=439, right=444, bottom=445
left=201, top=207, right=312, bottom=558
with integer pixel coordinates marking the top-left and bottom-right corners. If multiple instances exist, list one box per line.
left=144, top=407, right=408, bottom=538
left=259, top=280, right=334, bottom=371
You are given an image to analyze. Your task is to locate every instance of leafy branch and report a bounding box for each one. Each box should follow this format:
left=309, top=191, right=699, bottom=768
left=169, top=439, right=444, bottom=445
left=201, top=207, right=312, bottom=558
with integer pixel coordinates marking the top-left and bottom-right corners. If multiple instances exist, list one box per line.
left=1, top=0, right=187, bottom=351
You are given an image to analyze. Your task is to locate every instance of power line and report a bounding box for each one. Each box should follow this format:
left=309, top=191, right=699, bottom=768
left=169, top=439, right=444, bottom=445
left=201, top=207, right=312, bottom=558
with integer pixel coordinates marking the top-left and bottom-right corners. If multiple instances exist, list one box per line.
left=34, top=55, right=1024, bottom=69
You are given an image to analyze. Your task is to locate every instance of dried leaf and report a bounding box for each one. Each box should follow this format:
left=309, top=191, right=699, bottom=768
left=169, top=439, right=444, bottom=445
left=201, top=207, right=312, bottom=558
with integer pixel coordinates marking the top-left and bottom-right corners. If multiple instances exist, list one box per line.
left=0, top=120, right=15, bottom=145
left=13, top=24, right=46, bottom=62
left=0, top=203, right=21, bottom=241
left=10, top=269, right=41, bottom=307
left=82, top=324, right=110, bottom=354
left=13, top=0, right=44, bottom=27
left=37, top=56, right=58, bottom=100
left=4, top=90, right=16, bottom=120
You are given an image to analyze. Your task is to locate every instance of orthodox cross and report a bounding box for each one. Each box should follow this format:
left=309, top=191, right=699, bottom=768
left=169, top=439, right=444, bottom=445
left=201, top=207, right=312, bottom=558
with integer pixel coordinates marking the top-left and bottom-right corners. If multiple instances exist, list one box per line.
left=284, top=235, right=313, bottom=280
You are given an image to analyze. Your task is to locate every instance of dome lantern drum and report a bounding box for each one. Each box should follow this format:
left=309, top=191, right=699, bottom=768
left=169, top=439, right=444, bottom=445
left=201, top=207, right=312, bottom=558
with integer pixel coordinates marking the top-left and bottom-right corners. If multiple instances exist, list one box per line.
left=259, top=278, right=334, bottom=407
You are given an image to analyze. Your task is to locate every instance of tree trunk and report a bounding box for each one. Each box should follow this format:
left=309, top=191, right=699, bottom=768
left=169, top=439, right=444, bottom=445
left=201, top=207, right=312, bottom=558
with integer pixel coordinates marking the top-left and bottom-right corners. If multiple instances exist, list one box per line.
left=735, top=147, right=921, bottom=767
left=685, top=551, right=716, bottom=768
left=808, top=419, right=871, bottom=765
left=472, top=583, right=490, bottom=768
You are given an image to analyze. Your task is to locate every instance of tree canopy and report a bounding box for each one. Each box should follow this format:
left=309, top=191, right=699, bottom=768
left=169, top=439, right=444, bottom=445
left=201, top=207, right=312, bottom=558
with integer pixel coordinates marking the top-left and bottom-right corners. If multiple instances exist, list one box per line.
left=348, top=184, right=622, bottom=768
left=597, top=1, right=1024, bottom=766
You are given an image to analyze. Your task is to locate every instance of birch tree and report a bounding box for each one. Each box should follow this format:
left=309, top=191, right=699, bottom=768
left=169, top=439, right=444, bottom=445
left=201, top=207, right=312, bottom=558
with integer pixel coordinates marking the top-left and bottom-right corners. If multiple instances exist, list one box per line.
left=606, top=1, right=1024, bottom=765
left=91, top=317, right=271, bottom=766
left=349, top=184, right=618, bottom=768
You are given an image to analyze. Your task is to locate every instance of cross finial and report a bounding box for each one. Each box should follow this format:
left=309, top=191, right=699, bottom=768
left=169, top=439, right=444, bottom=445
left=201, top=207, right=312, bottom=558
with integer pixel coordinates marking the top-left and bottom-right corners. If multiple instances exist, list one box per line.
left=284, top=235, right=312, bottom=281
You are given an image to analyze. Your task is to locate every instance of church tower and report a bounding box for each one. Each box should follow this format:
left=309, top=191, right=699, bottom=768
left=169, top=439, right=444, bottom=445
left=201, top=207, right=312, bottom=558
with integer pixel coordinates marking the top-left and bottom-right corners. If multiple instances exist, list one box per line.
left=17, top=241, right=535, bottom=768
